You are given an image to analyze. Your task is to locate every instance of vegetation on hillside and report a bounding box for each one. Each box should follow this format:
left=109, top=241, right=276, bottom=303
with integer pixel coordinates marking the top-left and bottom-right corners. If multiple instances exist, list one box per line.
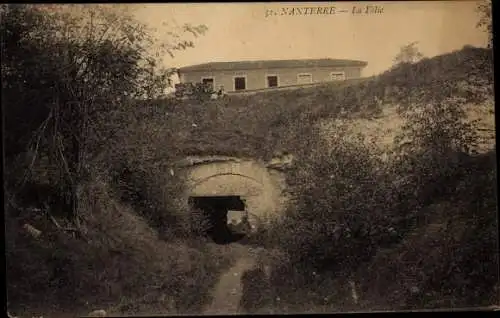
left=392, top=41, right=424, bottom=68
left=139, top=41, right=495, bottom=312
left=476, top=0, right=493, bottom=48
left=237, top=18, right=495, bottom=311
left=263, top=103, right=496, bottom=311
left=3, top=2, right=496, bottom=316
left=149, top=45, right=493, bottom=162
left=3, top=4, right=231, bottom=316
left=253, top=48, right=496, bottom=311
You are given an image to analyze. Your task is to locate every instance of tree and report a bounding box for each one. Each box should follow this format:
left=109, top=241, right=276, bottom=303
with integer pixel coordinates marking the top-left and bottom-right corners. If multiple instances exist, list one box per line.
left=392, top=95, right=479, bottom=207
left=392, top=41, right=424, bottom=68
left=2, top=4, right=207, bottom=228
left=476, top=0, right=492, bottom=48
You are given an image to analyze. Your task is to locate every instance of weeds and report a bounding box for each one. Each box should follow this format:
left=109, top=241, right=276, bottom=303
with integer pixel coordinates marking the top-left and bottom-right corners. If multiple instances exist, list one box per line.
left=260, top=47, right=497, bottom=311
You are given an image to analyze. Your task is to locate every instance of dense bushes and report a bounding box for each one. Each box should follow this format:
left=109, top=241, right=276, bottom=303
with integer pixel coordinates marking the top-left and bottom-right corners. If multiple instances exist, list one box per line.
left=269, top=129, right=413, bottom=289
left=3, top=4, right=496, bottom=314
left=228, top=46, right=496, bottom=312
left=6, top=179, right=235, bottom=315
left=267, top=150, right=497, bottom=311
left=97, top=103, right=190, bottom=239
left=3, top=4, right=232, bottom=316
left=264, top=53, right=497, bottom=310
left=356, top=152, right=497, bottom=310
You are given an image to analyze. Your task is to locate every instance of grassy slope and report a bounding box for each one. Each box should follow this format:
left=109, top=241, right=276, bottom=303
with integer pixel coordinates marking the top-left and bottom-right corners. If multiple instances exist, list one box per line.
left=102, top=46, right=496, bottom=314
left=6, top=178, right=236, bottom=316
left=355, top=149, right=498, bottom=310
left=266, top=47, right=495, bottom=311
left=155, top=46, right=495, bottom=312
left=151, top=46, right=493, bottom=161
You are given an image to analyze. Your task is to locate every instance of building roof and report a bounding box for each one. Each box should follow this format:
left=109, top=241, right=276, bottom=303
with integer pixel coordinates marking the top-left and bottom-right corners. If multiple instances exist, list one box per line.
left=177, top=58, right=368, bottom=73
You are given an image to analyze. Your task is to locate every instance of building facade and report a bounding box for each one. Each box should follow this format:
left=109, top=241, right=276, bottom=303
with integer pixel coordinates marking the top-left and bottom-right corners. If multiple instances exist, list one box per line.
left=177, top=59, right=368, bottom=93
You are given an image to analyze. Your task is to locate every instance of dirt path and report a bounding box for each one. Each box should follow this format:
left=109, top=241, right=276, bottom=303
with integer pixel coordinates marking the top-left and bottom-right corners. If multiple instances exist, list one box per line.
left=203, top=244, right=262, bottom=315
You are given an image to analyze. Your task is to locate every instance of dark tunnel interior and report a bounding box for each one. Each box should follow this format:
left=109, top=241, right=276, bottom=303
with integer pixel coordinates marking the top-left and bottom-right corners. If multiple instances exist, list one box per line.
left=188, top=196, right=248, bottom=244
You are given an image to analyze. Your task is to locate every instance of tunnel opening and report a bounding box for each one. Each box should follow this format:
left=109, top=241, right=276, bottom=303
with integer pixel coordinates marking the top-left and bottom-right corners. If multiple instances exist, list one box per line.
left=188, top=195, right=250, bottom=244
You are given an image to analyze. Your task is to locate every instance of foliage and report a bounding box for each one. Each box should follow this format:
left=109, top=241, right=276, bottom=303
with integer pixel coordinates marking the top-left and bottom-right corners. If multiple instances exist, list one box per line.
left=3, top=3, right=496, bottom=313
left=3, top=4, right=235, bottom=315
left=261, top=46, right=496, bottom=311
left=476, top=0, right=493, bottom=48
left=187, top=207, right=213, bottom=238
left=2, top=3, right=207, bottom=224
left=96, top=102, right=189, bottom=238
left=174, top=82, right=220, bottom=101
left=355, top=150, right=497, bottom=310
left=273, top=128, right=400, bottom=275
left=147, top=46, right=492, bottom=162
left=269, top=144, right=496, bottom=311
left=240, top=267, right=273, bottom=313
left=392, top=41, right=424, bottom=67
left=392, top=97, right=480, bottom=202
left=5, top=180, right=234, bottom=315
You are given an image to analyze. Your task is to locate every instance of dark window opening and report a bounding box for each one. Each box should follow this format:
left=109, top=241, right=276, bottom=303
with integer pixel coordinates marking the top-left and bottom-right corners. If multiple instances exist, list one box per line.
left=234, top=77, right=246, bottom=91
left=267, top=75, right=278, bottom=88
left=202, top=78, right=214, bottom=92
left=188, top=196, right=248, bottom=244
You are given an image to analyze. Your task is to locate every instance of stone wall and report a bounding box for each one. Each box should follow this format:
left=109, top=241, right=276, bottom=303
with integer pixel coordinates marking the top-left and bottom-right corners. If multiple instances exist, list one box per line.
left=178, top=156, right=291, bottom=223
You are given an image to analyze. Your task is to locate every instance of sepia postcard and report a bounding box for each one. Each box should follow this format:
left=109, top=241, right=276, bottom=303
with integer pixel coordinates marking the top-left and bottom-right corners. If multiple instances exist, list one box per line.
left=2, top=1, right=497, bottom=317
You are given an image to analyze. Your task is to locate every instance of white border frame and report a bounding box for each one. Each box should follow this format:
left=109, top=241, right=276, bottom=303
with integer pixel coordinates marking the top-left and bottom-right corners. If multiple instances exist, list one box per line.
left=297, top=72, right=313, bottom=84
left=330, top=71, right=346, bottom=81
left=265, top=74, right=280, bottom=88
left=233, top=75, right=248, bottom=91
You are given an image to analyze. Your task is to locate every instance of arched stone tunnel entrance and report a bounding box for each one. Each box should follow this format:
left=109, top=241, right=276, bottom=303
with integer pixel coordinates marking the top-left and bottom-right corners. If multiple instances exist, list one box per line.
left=179, top=156, right=288, bottom=244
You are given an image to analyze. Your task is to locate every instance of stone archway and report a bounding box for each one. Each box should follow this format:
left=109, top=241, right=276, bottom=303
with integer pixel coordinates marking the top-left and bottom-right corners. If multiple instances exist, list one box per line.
left=182, top=157, right=287, bottom=223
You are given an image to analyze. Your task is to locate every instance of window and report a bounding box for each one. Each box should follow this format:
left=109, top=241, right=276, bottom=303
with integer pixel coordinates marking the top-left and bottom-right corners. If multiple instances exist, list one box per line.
left=297, top=73, right=313, bottom=84
left=330, top=72, right=346, bottom=81
left=266, top=75, right=279, bottom=88
left=201, top=77, right=215, bottom=91
left=234, top=76, right=246, bottom=91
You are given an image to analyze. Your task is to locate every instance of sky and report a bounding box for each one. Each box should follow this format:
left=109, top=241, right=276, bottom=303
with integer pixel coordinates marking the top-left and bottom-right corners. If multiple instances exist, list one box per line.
left=133, top=1, right=489, bottom=79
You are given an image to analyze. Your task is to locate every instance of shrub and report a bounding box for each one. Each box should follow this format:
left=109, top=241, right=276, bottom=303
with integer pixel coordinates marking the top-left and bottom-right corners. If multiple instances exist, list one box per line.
left=71, top=95, right=197, bottom=240
left=274, top=127, right=399, bottom=275
left=3, top=5, right=234, bottom=316
left=356, top=152, right=497, bottom=310
left=240, top=267, right=272, bottom=313
left=5, top=179, right=235, bottom=316
left=264, top=49, right=496, bottom=311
